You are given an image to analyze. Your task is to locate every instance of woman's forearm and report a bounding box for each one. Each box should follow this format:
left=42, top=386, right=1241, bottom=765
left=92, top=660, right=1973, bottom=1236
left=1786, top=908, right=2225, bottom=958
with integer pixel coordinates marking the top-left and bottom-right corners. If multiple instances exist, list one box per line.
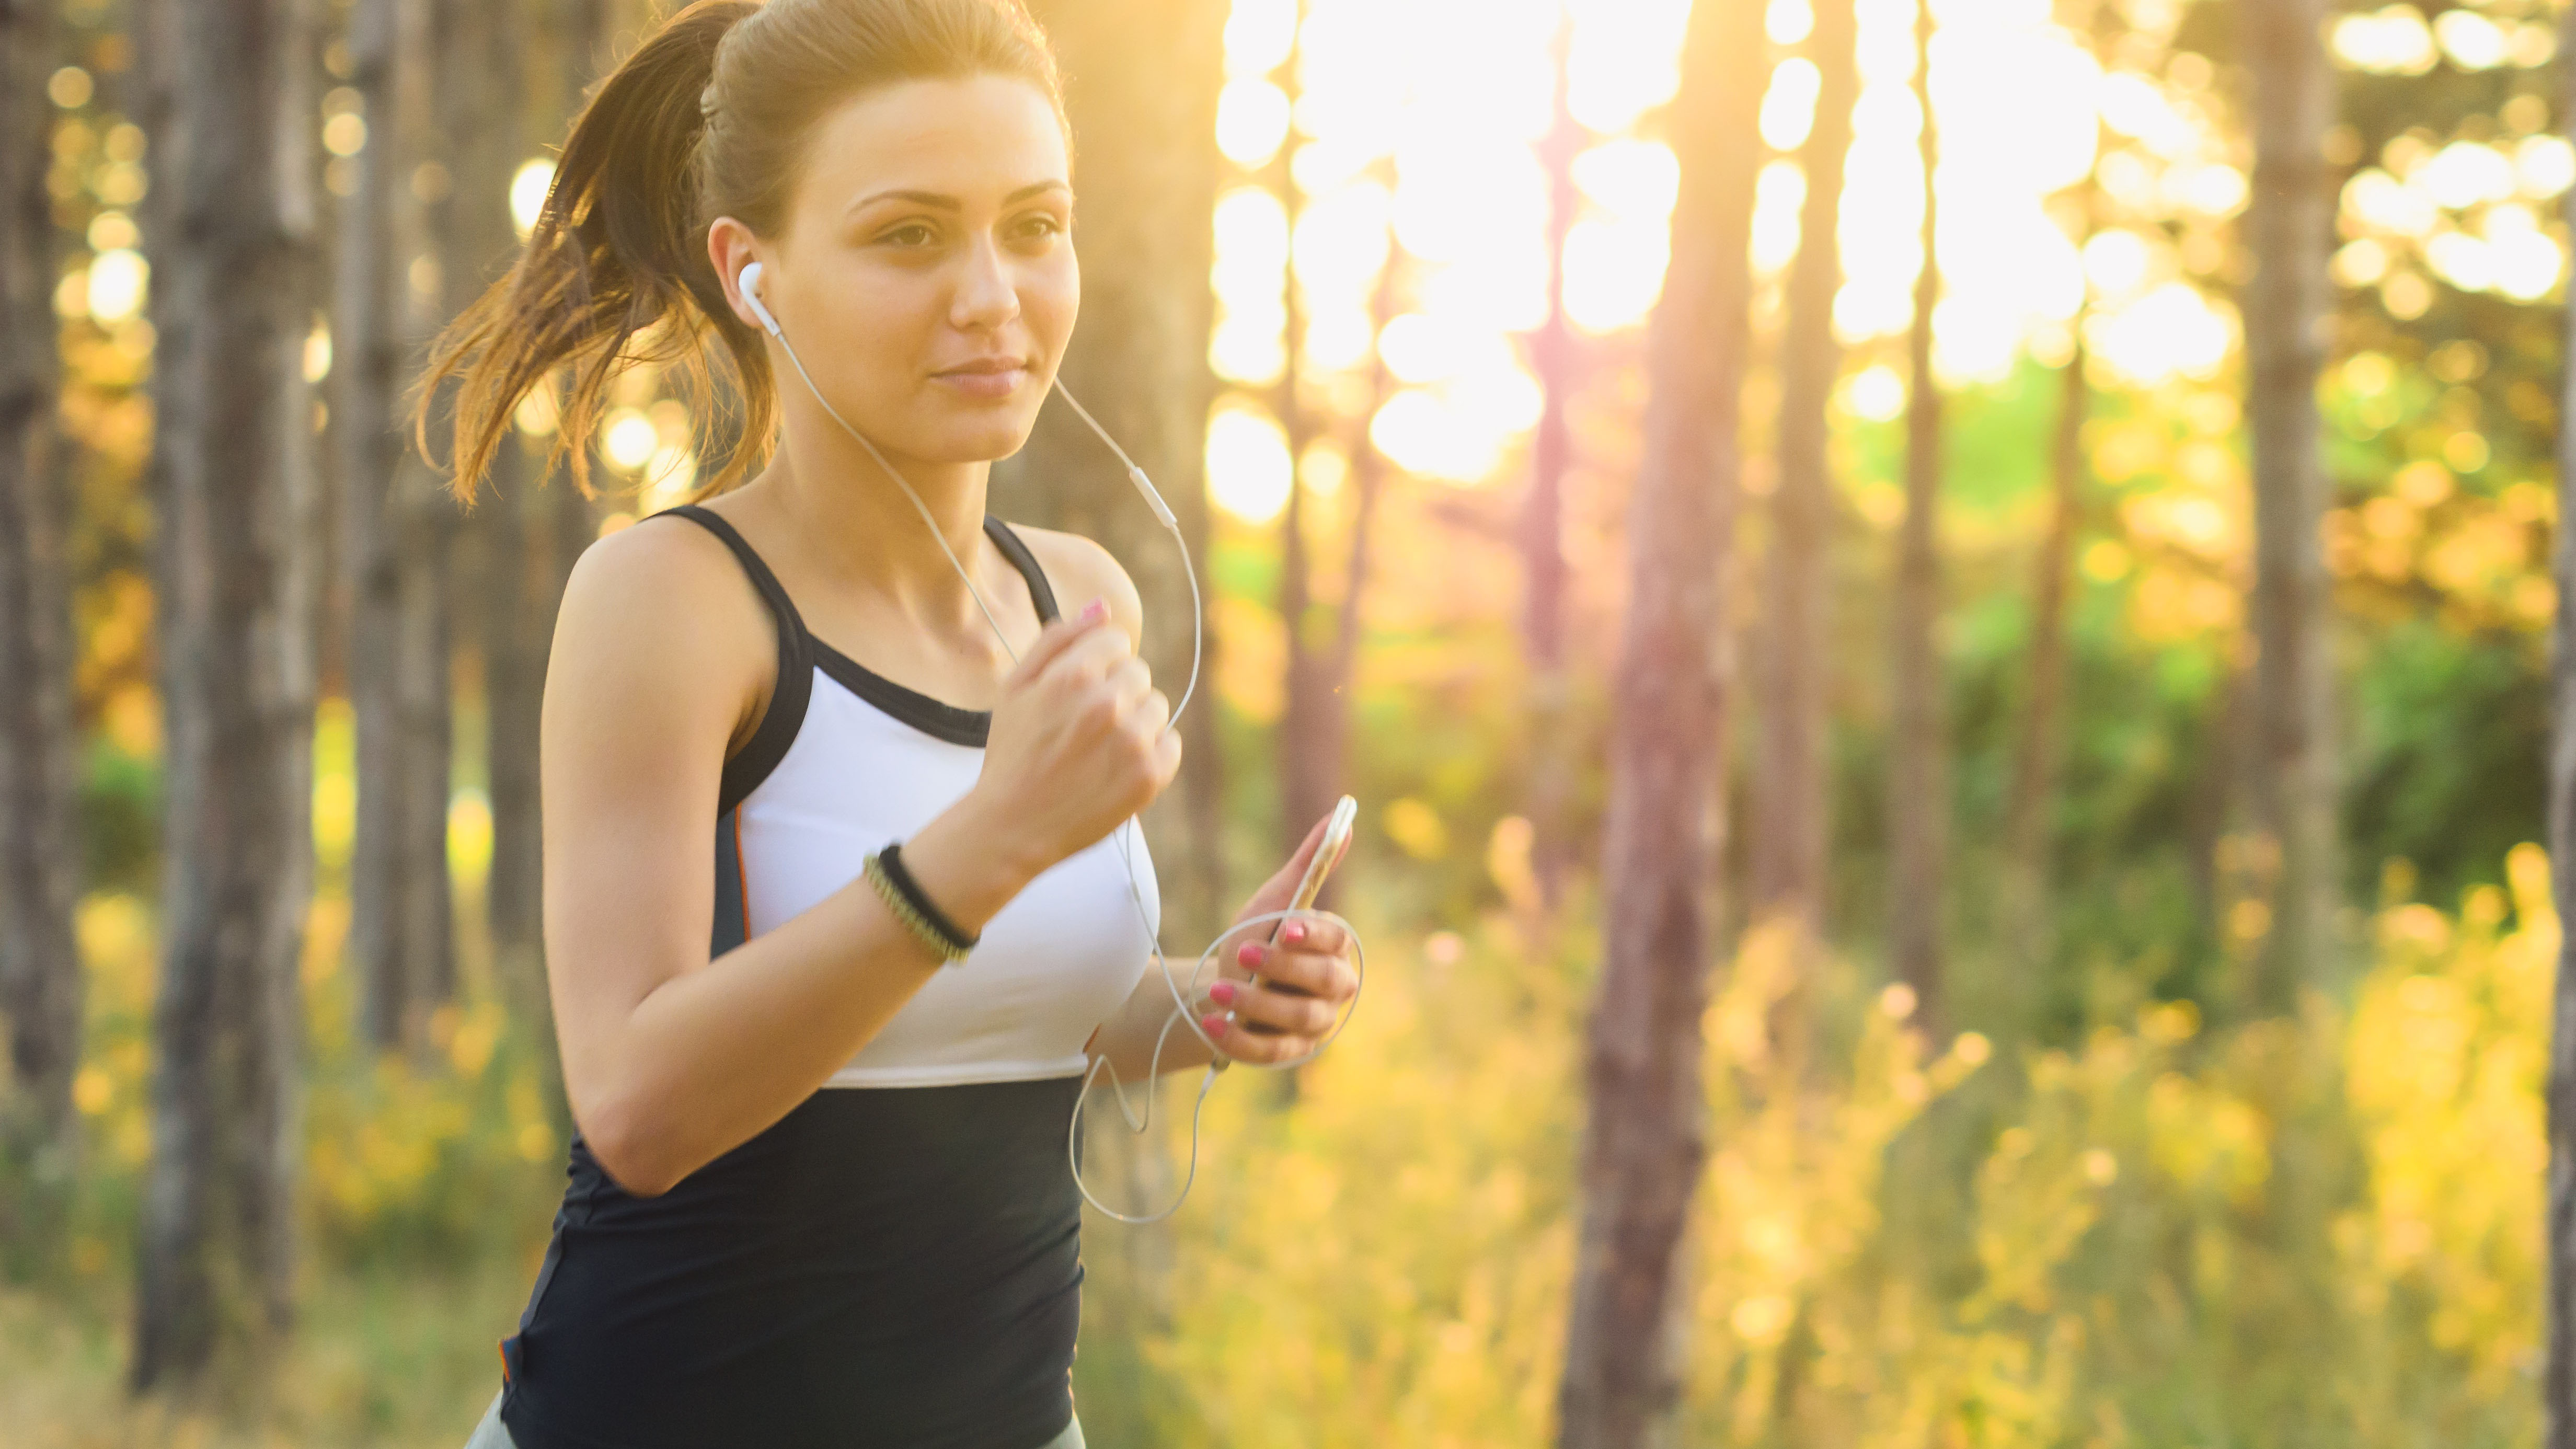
left=1086, top=963, right=1218, bottom=1080
left=580, top=791, right=1054, bottom=1196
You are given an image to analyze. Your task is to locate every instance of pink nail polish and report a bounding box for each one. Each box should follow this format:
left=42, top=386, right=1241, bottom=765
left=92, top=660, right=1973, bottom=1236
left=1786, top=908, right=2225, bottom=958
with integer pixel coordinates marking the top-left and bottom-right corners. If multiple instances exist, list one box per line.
left=1081, top=596, right=1108, bottom=624
left=1209, top=981, right=1237, bottom=1005
left=1200, top=1013, right=1227, bottom=1037
left=1284, top=921, right=1306, bottom=943
left=1237, top=941, right=1262, bottom=967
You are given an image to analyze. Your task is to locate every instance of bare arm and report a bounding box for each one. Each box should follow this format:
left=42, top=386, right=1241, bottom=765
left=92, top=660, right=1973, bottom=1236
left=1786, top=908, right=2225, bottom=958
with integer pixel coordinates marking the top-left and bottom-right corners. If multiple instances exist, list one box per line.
left=542, top=520, right=1168, bottom=1197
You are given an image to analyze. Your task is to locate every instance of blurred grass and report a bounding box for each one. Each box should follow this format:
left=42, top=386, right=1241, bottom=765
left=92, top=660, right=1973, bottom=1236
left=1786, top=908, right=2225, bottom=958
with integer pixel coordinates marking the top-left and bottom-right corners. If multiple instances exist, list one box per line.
left=0, top=1252, right=535, bottom=1449
left=1, top=841, right=2554, bottom=1447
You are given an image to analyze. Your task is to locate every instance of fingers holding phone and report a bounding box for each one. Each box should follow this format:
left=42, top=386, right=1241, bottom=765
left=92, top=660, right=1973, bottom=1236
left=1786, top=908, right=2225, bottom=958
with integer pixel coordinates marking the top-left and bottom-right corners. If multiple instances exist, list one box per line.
left=1197, top=797, right=1360, bottom=1064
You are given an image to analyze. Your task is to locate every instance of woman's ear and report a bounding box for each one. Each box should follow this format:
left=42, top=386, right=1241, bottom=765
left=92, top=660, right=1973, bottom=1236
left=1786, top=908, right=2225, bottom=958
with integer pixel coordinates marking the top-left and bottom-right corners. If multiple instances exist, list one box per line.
left=706, top=216, right=768, bottom=335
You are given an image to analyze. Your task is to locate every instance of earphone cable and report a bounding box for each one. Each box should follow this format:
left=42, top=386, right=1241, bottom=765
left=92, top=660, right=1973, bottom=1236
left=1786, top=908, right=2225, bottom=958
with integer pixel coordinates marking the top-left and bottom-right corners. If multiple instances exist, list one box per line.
left=768, top=334, right=1027, bottom=665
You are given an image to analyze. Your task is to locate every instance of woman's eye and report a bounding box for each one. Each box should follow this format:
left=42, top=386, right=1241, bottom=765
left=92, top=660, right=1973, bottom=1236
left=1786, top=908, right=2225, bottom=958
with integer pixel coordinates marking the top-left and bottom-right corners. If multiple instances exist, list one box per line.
left=881, top=224, right=937, bottom=247
left=1013, top=215, right=1065, bottom=242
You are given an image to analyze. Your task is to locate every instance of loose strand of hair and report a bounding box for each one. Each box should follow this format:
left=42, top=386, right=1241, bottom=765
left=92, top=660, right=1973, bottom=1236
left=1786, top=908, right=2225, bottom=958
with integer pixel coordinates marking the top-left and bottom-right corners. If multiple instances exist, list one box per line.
left=409, top=0, right=768, bottom=507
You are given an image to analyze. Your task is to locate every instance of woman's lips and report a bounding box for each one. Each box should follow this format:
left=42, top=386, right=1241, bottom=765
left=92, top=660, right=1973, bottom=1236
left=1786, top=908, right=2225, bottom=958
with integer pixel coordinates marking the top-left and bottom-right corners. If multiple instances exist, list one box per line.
left=933, top=360, right=1028, bottom=399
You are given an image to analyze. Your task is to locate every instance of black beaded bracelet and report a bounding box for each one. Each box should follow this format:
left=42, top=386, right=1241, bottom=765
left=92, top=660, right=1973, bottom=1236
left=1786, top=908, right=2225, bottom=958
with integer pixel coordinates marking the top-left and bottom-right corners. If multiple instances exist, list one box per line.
left=868, top=842, right=979, bottom=963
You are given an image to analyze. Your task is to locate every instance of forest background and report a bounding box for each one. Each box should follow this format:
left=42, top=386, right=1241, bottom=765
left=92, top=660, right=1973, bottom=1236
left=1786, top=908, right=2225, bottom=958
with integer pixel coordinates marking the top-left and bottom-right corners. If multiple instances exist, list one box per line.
left=2, top=0, right=2571, bottom=1445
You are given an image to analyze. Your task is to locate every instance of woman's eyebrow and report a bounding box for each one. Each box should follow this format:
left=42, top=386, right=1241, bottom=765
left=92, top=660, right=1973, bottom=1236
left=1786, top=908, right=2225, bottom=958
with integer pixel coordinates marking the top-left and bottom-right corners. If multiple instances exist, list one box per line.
left=848, top=180, right=1070, bottom=216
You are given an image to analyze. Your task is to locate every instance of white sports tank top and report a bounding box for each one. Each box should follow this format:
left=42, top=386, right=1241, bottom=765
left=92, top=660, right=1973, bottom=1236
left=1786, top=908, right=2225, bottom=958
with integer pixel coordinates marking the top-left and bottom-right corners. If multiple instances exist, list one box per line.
left=668, top=503, right=1159, bottom=1087
left=499, top=506, right=1140, bottom=1449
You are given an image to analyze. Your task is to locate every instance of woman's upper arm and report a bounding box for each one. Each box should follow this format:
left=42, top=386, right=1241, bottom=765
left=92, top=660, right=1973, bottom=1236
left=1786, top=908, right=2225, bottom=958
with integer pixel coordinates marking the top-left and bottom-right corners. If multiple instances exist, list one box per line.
left=538, top=518, right=767, bottom=1141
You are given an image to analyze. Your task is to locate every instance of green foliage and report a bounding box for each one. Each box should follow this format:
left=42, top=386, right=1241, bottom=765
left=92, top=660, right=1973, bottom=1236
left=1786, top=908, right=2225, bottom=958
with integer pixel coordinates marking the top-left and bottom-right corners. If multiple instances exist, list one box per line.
left=2347, top=619, right=2546, bottom=908
left=1140, top=889, right=1592, bottom=1447
left=0, top=1255, right=536, bottom=1449
left=1097, top=846, right=2549, bottom=1448
left=26, top=880, right=558, bottom=1281
left=13, top=847, right=2549, bottom=1444
left=76, top=737, right=157, bottom=899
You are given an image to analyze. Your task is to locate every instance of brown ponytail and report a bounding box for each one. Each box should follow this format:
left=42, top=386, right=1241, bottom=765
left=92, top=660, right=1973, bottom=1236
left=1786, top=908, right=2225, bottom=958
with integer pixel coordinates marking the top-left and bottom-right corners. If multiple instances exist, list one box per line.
left=415, top=0, right=1066, bottom=505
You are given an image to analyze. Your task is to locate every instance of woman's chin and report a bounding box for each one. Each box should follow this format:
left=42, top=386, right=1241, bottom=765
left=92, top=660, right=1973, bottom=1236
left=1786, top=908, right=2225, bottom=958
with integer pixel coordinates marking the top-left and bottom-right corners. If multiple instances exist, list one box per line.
left=945, top=404, right=1047, bottom=461
left=912, top=417, right=1039, bottom=466
left=857, top=389, right=1047, bottom=466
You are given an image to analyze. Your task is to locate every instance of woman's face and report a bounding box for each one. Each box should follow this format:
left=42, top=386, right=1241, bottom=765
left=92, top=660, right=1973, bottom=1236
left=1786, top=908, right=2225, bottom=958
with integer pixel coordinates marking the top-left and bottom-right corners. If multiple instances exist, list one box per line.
left=731, top=74, right=1077, bottom=467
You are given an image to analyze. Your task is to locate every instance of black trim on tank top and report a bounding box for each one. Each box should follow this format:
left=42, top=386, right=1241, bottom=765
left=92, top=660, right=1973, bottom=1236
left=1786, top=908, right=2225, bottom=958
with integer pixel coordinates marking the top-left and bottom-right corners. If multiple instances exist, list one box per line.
left=651, top=507, right=1060, bottom=754
left=984, top=515, right=1062, bottom=623
left=808, top=647, right=998, bottom=748
left=652, top=505, right=814, bottom=815
left=710, top=808, right=751, bottom=959
left=802, top=514, right=1062, bottom=749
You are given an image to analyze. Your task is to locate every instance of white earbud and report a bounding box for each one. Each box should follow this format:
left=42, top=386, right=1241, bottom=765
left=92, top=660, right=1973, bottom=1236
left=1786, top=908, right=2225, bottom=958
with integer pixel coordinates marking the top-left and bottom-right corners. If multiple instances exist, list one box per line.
left=737, top=260, right=782, bottom=337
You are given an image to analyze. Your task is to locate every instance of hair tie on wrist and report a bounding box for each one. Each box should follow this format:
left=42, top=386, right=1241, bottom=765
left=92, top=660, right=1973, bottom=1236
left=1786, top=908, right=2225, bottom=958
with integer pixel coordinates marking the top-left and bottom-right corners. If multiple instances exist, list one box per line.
left=865, top=841, right=978, bottom=964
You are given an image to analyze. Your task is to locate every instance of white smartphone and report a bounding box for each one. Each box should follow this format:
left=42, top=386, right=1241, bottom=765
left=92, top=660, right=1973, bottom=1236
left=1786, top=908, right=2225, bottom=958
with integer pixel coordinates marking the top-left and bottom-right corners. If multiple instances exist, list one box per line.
left=1235, top=795, right=1358, bottom=1039
left=1270, top=794, right=1358, bottom=944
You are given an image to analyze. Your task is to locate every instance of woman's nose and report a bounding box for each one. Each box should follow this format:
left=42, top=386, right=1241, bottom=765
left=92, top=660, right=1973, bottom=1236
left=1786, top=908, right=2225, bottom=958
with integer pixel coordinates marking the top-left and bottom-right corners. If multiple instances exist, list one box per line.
left=949, top=234, right=1022, bottom=331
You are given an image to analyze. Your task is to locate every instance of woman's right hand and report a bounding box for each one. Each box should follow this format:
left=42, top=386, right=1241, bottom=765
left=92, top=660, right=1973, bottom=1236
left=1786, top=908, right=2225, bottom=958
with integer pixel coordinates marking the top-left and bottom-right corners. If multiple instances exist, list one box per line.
left=969, top=595, right=1182, bottom=870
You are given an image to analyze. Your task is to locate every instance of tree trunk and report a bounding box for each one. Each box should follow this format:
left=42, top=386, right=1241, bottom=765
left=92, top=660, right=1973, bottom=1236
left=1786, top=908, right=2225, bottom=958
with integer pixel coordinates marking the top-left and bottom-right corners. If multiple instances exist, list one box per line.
left=1750, top=0, right=1856, bottom=941
left=393, top=477, right=456, bottom=1021
left=2539, top=13, right=2576, bottom=1446
left=392, top=0, right=458, bottom=1025
left=429, top=0, right=524, bottom=997
left=1275, top=189, right=1401, bottom=1108
left=340, top=0, right=452, bottom=1053
left=2240, top=0, right=2338, bottom=1017
left=2003, top=6, right=2116, bottom=981
left=1271, top=10, right=1336, bottom=868
left=484, top=0, right=615, bottom=1084
left=430, top=0, right=563, bottom=1112
left=1321, top=234, right=1401, bottom=834
left=131, top=0, right=321, bottom=1398
left=2237, top=13, right=2341, bottom=1437
left=2002, top=331, right=2087, bottom=973
left=487, top=449, right=579, bottom=1141
left=482, top=461, right=545, bottom=1018
left=1554, top=1, right=1765, bottom=1444
left=1002, top=0, right=1227, bottom=944
left=1886, top=0, right=1946, bottom=1039
left=338, top=0, right=401, bottom=1047
left=0, top=0, right=85, bottom=1259
left=996, top=1, right=1228, bottom=1439
left=495, top=0, right=617, bottom=1145
left=1523, top=15, right=1583, bottom=907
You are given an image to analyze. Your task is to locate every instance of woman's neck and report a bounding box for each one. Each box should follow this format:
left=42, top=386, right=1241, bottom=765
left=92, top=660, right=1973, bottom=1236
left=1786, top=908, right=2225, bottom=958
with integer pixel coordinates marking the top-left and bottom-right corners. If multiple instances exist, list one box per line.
left=741, top=413, right=1008, bottom=644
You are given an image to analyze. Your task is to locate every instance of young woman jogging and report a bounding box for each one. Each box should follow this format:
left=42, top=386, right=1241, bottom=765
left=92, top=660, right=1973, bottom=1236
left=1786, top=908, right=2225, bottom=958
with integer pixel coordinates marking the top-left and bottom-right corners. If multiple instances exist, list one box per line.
left=420, top=4, right=1360, bottom=1444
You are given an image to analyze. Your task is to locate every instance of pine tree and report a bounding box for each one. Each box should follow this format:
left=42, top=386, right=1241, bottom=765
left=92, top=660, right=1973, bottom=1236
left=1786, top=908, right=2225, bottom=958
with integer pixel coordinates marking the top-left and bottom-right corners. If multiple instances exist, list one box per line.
left=1556, top=0, right=1766, bottom=1442
left=131, top=0, right=322, bottom=1396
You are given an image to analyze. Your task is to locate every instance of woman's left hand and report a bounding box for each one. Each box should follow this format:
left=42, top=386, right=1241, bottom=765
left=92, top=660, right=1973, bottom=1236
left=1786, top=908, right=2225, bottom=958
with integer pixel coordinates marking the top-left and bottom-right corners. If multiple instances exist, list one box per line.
left=1198, top=812, right=1360, bottom=1065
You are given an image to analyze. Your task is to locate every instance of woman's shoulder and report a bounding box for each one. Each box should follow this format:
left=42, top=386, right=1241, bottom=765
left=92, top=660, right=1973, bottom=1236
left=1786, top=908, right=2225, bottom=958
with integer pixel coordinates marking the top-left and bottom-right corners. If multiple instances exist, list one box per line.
left=1004, top=521, right=1145, bottom=654
left=550, top=506, right=778, bottom=727
left=565, top=506, right=771, bottom=636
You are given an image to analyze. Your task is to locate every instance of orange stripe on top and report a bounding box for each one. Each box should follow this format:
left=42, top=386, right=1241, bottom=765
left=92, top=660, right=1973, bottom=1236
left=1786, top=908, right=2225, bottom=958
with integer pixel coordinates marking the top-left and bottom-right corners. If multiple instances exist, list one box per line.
left=733, top=807, right=753, bottom=942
